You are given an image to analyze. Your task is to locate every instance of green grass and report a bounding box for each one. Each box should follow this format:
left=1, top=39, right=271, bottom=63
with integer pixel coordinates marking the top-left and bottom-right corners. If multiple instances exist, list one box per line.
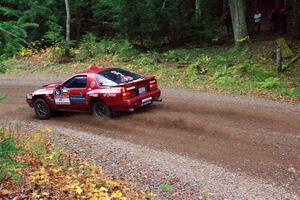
left=0, top=96, right=6, bottom=102
left=2, top=40, right=300, bottom=101
left=0, top=62, right=7, bottom=74
left=120, top=46, right=300, bottom=100
left=160, top=183, right=173, bottom=193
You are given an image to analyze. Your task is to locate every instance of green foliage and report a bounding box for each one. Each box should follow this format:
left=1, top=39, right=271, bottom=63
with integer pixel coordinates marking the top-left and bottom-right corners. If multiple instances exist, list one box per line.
left=0, top=0, right=223, bottom=58
left=0, top=96, right=6, bottom=102
left=286, top=88, right=300, bottom=98
left=160, top=183, right=173, bottom=193
left=50, top=145, right=64, bottom=166
left=43, top=31, right=64, bottom=43
left=163, top=50, right=190, bottom=63
left=49, top=41, right=72, bottom=63
left=186, top=63, right=201, bottom=82
left=116, top=0, right=207, bottom=47
left=276, top=38, right=294, bottom=58
left=75, top=33, right=98, bottom=61
left=30, top=139, right=47, bottom=160
left=215, top=76, right=241, bottom=88
left=134, top=56, right=156, bottom=66
left=76, top=35, right=137, bottom=61
left=0, top=0, right=61, bottom=58
left=0, top=128, right=25, bottom=182
left=259, top=77, right=283, bottom=90
left=0, top=62, right=7, bottom=73
left=248, top=68, right=273, bottom=82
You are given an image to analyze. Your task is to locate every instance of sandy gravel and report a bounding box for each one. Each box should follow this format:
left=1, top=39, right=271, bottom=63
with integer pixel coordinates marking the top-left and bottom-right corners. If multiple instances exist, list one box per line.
left=2, top=120, right=298, bottom=200
left=0, top=74, right=299, bottom=199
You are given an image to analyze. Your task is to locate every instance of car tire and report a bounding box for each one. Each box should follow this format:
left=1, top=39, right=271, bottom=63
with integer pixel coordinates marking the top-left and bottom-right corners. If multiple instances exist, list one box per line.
left=92, top=101, right=112, bottom=118
left=34, top=98, right=52, bottom=120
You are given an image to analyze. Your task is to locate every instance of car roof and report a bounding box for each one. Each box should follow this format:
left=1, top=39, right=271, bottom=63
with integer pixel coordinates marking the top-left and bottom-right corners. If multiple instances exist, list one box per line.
left=78, top=65, right=112, bottom=75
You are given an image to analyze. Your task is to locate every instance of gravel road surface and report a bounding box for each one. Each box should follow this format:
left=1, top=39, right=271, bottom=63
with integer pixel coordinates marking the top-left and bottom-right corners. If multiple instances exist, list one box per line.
left=0, top=74, right=299, bottom=199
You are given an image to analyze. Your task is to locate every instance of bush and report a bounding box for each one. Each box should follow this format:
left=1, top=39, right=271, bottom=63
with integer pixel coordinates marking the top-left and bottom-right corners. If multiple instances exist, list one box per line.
left=134, top=56, right=156, bottom=66
left=259, top=77, right=283, bottom=90
left=248, top=68, right=273, bottom=82
left=215, top=76, right=241, bottom=88
left=286, top=88, right=300, bottom=98
left=76, top=34, right=138, bottom=61
left=163, top=50, right=189, bottom=63
left=0, top=128, right=25, bottom=182
left=75, top=33, right=98, bottom=61
left=19, top=47, right=34, bottom=57
left=0, top=62, right=7, bottom=74
left=49, top=41, right=72, bottom=63
left=186, top=63, right=202, bottom=82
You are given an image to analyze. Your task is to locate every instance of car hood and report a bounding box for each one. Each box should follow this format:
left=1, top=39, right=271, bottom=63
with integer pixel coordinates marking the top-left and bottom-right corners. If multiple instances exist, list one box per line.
left=42, top=81, right=62, bottom=90
left=28, top=81, right=61, bottom=95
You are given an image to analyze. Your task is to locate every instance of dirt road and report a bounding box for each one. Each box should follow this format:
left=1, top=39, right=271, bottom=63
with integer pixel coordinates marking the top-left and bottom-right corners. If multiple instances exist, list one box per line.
left=0, top=74, right=299, bottom=199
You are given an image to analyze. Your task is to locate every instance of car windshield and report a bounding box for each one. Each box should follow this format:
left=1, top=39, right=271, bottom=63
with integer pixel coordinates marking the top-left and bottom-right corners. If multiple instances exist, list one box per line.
left=96, top=69, right=143, bottom=86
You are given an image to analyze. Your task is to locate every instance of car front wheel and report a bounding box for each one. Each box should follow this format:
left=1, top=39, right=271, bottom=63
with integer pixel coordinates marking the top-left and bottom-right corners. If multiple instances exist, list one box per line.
left=34, top=98, right=52, bottom=119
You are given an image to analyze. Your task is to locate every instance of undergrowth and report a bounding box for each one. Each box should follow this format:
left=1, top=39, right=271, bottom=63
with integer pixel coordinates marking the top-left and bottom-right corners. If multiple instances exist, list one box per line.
left=2, top=37, right=300, bottom=102
left=0, top=127, right=151, bottom=199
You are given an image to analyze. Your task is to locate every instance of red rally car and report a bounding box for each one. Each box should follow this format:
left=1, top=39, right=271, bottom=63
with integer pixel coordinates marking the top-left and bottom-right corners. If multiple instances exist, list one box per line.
left=26, top=65, right=162, bottom=119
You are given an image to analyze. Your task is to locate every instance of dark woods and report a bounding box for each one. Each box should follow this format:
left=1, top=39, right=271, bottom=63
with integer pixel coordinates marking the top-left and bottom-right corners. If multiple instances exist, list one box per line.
left=0, top=0, right=300, bottom=58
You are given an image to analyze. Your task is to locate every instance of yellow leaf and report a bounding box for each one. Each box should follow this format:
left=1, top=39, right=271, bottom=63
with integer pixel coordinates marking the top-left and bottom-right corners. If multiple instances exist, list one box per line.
left=42, top=127, right=53, bottom=133
left=106, top=180, right=119, bottom=188
left=99, top=187, right=108, bottom=192
left=0, top=189, right=11, bottom=196
left=52, top=166, right=62, bottom=173
left=32, top=132, right=42, bottom=142
left=32, top=191, right=40, bottom=198
left=111, top=190, right=123, bottom=198
left=42, top=192, right=49, bottom=196
left=75, top=186, right=83, bottom=194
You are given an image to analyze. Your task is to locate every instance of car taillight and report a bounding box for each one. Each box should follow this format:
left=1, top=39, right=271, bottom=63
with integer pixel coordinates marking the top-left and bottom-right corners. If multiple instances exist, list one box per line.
left=149, top=81, right=158, bottom=90
left=121, top=87, right=136, bottom=99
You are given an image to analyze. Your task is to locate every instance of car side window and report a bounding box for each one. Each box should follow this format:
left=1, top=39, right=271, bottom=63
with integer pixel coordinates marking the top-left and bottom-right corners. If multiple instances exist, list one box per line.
left=63, top=75, right=87, bottom=88
left=95, top=74, right=118, bottom=86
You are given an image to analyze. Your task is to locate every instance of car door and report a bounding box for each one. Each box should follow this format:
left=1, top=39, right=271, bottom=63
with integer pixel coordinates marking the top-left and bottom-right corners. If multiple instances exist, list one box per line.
left=62, top=75, right=88, bottom=111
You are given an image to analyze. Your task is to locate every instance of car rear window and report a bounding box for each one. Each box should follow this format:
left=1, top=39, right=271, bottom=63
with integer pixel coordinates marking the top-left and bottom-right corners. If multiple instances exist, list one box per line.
left=96, top=69, right=143, bottom=86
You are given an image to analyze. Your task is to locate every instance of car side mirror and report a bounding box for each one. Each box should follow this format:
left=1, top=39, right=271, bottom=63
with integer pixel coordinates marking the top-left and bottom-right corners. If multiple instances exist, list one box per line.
left=56, top=85, right=61, bottom=90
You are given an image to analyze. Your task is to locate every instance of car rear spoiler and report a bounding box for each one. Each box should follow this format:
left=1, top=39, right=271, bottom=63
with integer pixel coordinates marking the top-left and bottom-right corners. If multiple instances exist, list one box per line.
left=122, top=76, right=156, bottom=87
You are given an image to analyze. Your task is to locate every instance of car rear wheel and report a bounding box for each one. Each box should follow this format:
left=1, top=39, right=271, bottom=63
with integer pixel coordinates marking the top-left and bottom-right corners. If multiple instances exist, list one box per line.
left=34, top=98, right=51, bottom=120
left=92, top=101, right=112, bottom=118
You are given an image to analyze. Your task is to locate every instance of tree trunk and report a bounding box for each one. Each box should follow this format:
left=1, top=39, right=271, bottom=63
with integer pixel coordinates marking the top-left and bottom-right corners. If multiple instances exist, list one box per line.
left=195, top=0, right=201, bottom=22
left=65, top=0, right=70, bottom=41
left=162, top=0, right=167, bottom=9
left=293, top=0, right=300, bottom=38
left=275, top=0, right=281, bottom=10
left=229, top=0, right=249, bottom=46
left=276, top=47, right=283, bottom=72
left=223, top=0, right=228, bottom=14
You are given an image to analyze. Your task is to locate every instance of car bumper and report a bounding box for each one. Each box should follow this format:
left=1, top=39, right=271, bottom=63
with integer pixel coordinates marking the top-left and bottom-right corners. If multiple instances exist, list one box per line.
left=26, top=97, right=34, bottom=107
left=112, top=89, right=161, bottom=111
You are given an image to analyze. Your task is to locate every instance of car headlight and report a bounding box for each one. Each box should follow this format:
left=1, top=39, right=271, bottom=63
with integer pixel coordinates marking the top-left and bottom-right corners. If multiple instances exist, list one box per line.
left=26, top=94, right=33, bottom=99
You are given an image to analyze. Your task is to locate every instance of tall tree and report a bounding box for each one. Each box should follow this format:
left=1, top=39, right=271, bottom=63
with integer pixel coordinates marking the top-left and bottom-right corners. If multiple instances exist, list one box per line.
left=229, top=0, right=249, bottom=45
left=195, top=0, right=201, bottom=22
left=65, top=0, right=70, bottom=41
left=292, top=0, right=300, bottom=38
left=223, top=0, right=228, bottom=14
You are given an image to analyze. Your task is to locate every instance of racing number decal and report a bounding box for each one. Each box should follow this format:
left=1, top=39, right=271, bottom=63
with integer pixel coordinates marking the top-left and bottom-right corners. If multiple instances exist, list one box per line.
left=54, top=89, right=71, bottom=105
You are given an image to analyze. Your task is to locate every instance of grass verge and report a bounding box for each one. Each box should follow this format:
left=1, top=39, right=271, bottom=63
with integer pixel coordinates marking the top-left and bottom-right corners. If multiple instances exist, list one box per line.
left=2, top=39, right=300, bottom=103
left=0, top=127, right=152, bottom=199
